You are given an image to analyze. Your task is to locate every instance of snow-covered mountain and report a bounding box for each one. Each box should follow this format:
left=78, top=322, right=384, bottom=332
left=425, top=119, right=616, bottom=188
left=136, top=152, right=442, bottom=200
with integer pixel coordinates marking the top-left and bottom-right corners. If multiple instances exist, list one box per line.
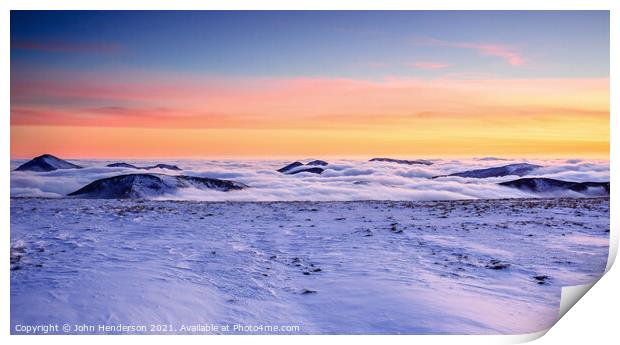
left=435, top=163, right=541, bottom=179
left=306, top=160, right=328, bottom=166
left=369, top=157, right=433, bottom=166
left=14, top=154, right=83, bottom=172
left=499, top=178, right=609, bottom=196
left=68, top=173, right=248, bottom=199
left=277, top=162, right=304, bottom=173
left=107, top=162, right=182, bottom=171
left=277, top=161, right=328, bottom=175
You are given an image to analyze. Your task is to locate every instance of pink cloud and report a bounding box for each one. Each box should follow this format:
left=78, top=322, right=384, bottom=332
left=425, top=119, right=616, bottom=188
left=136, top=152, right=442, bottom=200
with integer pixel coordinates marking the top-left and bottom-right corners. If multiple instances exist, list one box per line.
left=415, top=37, right=525, bottom=66
left=414, top=62, right=451, bottom=70
left=461, top=43, right=524, bottom=66
left=11, top=106, right=241, bottom=129
left=10, top=71, right=608, bottom=129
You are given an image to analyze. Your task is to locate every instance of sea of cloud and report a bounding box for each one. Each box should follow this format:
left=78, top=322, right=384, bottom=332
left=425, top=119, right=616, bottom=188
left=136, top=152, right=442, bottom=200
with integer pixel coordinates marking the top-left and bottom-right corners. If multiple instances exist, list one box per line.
left=9, top=158, right=610, bottom=201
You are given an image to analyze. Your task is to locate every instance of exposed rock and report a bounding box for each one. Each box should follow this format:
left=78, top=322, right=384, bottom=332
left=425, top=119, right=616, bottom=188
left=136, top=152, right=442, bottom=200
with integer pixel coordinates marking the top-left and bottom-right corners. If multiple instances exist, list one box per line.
left=485, top=259, right=510, bottom=270
left=533, top=275, right=550, bottom=285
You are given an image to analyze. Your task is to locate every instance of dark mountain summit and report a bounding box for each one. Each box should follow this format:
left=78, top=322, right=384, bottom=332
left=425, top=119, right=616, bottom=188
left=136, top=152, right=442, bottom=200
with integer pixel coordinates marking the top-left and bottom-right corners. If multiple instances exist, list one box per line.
left=434, top=163, right=541, bottom=179
left=15, top=154, right=83, bottom=172
left=277, top=162, right=304, bottom=173
left=499, top=178, right=609, bottom=196
left=68, top=173, right=248, bottom=199
left=107, top=162, right=182, bottom=171
left=307, top=160, right=329, bottom=166
left=277, top=160, right=329, bottom=175
left=369, top=158, right=433, bottom=166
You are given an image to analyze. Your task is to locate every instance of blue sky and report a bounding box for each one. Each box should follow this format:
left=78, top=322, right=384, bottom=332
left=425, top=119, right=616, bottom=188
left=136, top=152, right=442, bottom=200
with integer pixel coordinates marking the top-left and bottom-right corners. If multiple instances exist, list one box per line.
left=11, top=11, right=610, bottom=79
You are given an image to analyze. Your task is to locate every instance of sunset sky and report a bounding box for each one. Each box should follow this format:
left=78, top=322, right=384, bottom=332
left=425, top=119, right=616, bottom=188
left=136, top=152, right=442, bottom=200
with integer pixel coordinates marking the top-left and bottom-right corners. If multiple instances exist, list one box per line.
left=10, top=11, right=609, bottom=159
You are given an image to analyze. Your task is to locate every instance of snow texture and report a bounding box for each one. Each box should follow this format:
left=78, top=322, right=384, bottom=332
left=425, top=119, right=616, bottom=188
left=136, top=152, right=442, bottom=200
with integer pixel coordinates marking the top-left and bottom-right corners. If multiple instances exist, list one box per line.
left=10, top=197, right=608, bottom=334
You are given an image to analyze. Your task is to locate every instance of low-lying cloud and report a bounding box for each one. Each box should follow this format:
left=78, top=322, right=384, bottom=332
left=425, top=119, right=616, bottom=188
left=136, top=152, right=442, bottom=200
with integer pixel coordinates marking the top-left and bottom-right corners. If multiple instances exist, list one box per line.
left=10, top=158, right=609, bottom=201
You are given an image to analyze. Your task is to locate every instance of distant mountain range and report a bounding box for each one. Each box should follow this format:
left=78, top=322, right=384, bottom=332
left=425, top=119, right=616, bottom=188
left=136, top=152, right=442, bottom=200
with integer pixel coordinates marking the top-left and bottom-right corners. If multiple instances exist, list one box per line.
left=12, top=154, right=609, bottom=200
left=68, top=173, right=248, bottom=199
left=434, top=163, right=541, bottom=179
left=107, top=162, right=182, bottom=171
left=499, top=178, right=609, bottom=196
left=369, top=158, right=433, bottom=166
left=14, top=154, right=82, bottom=172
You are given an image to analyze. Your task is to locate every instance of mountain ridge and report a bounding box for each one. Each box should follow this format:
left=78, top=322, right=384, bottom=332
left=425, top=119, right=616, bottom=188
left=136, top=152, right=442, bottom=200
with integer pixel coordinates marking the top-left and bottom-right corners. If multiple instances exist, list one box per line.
left=499, top=178, right=609, bottom=196
left=369, top=158, right=433, bottom=166
left=434, top=163, right=541, bottom=179
left=107, top=162, right=182, bottom=171
left=68, top=173, right=248, bottom=199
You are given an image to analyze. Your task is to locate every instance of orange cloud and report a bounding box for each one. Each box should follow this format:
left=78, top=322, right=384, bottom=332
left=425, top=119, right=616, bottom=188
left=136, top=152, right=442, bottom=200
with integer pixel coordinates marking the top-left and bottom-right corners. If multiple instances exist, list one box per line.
left=11, top=76, right=608, bottom=128
left=10, top=73, right=609, bottom=158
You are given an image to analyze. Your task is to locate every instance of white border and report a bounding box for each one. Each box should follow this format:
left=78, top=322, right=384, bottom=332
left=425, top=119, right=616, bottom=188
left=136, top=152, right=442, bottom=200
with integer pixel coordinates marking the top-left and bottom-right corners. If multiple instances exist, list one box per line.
left=2, top=1, right=617, bottom=344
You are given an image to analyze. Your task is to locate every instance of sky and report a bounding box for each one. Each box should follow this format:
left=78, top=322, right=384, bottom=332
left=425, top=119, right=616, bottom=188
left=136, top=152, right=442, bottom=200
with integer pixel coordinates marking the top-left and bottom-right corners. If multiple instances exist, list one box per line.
left=10, top=11, right=610, bottom=159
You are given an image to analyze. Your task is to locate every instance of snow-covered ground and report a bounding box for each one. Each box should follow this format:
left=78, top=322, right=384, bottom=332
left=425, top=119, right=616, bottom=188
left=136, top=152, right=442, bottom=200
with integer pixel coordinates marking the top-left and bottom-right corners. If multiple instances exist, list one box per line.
left=10, top=197, right=609, bottom=334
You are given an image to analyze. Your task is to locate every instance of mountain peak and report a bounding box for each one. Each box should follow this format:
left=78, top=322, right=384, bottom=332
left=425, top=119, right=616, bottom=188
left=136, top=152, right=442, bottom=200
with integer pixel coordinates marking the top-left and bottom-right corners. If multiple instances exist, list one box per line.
left=277, top=160, right=328, bottom=175
left=15, top=154, right=83, bottom=172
